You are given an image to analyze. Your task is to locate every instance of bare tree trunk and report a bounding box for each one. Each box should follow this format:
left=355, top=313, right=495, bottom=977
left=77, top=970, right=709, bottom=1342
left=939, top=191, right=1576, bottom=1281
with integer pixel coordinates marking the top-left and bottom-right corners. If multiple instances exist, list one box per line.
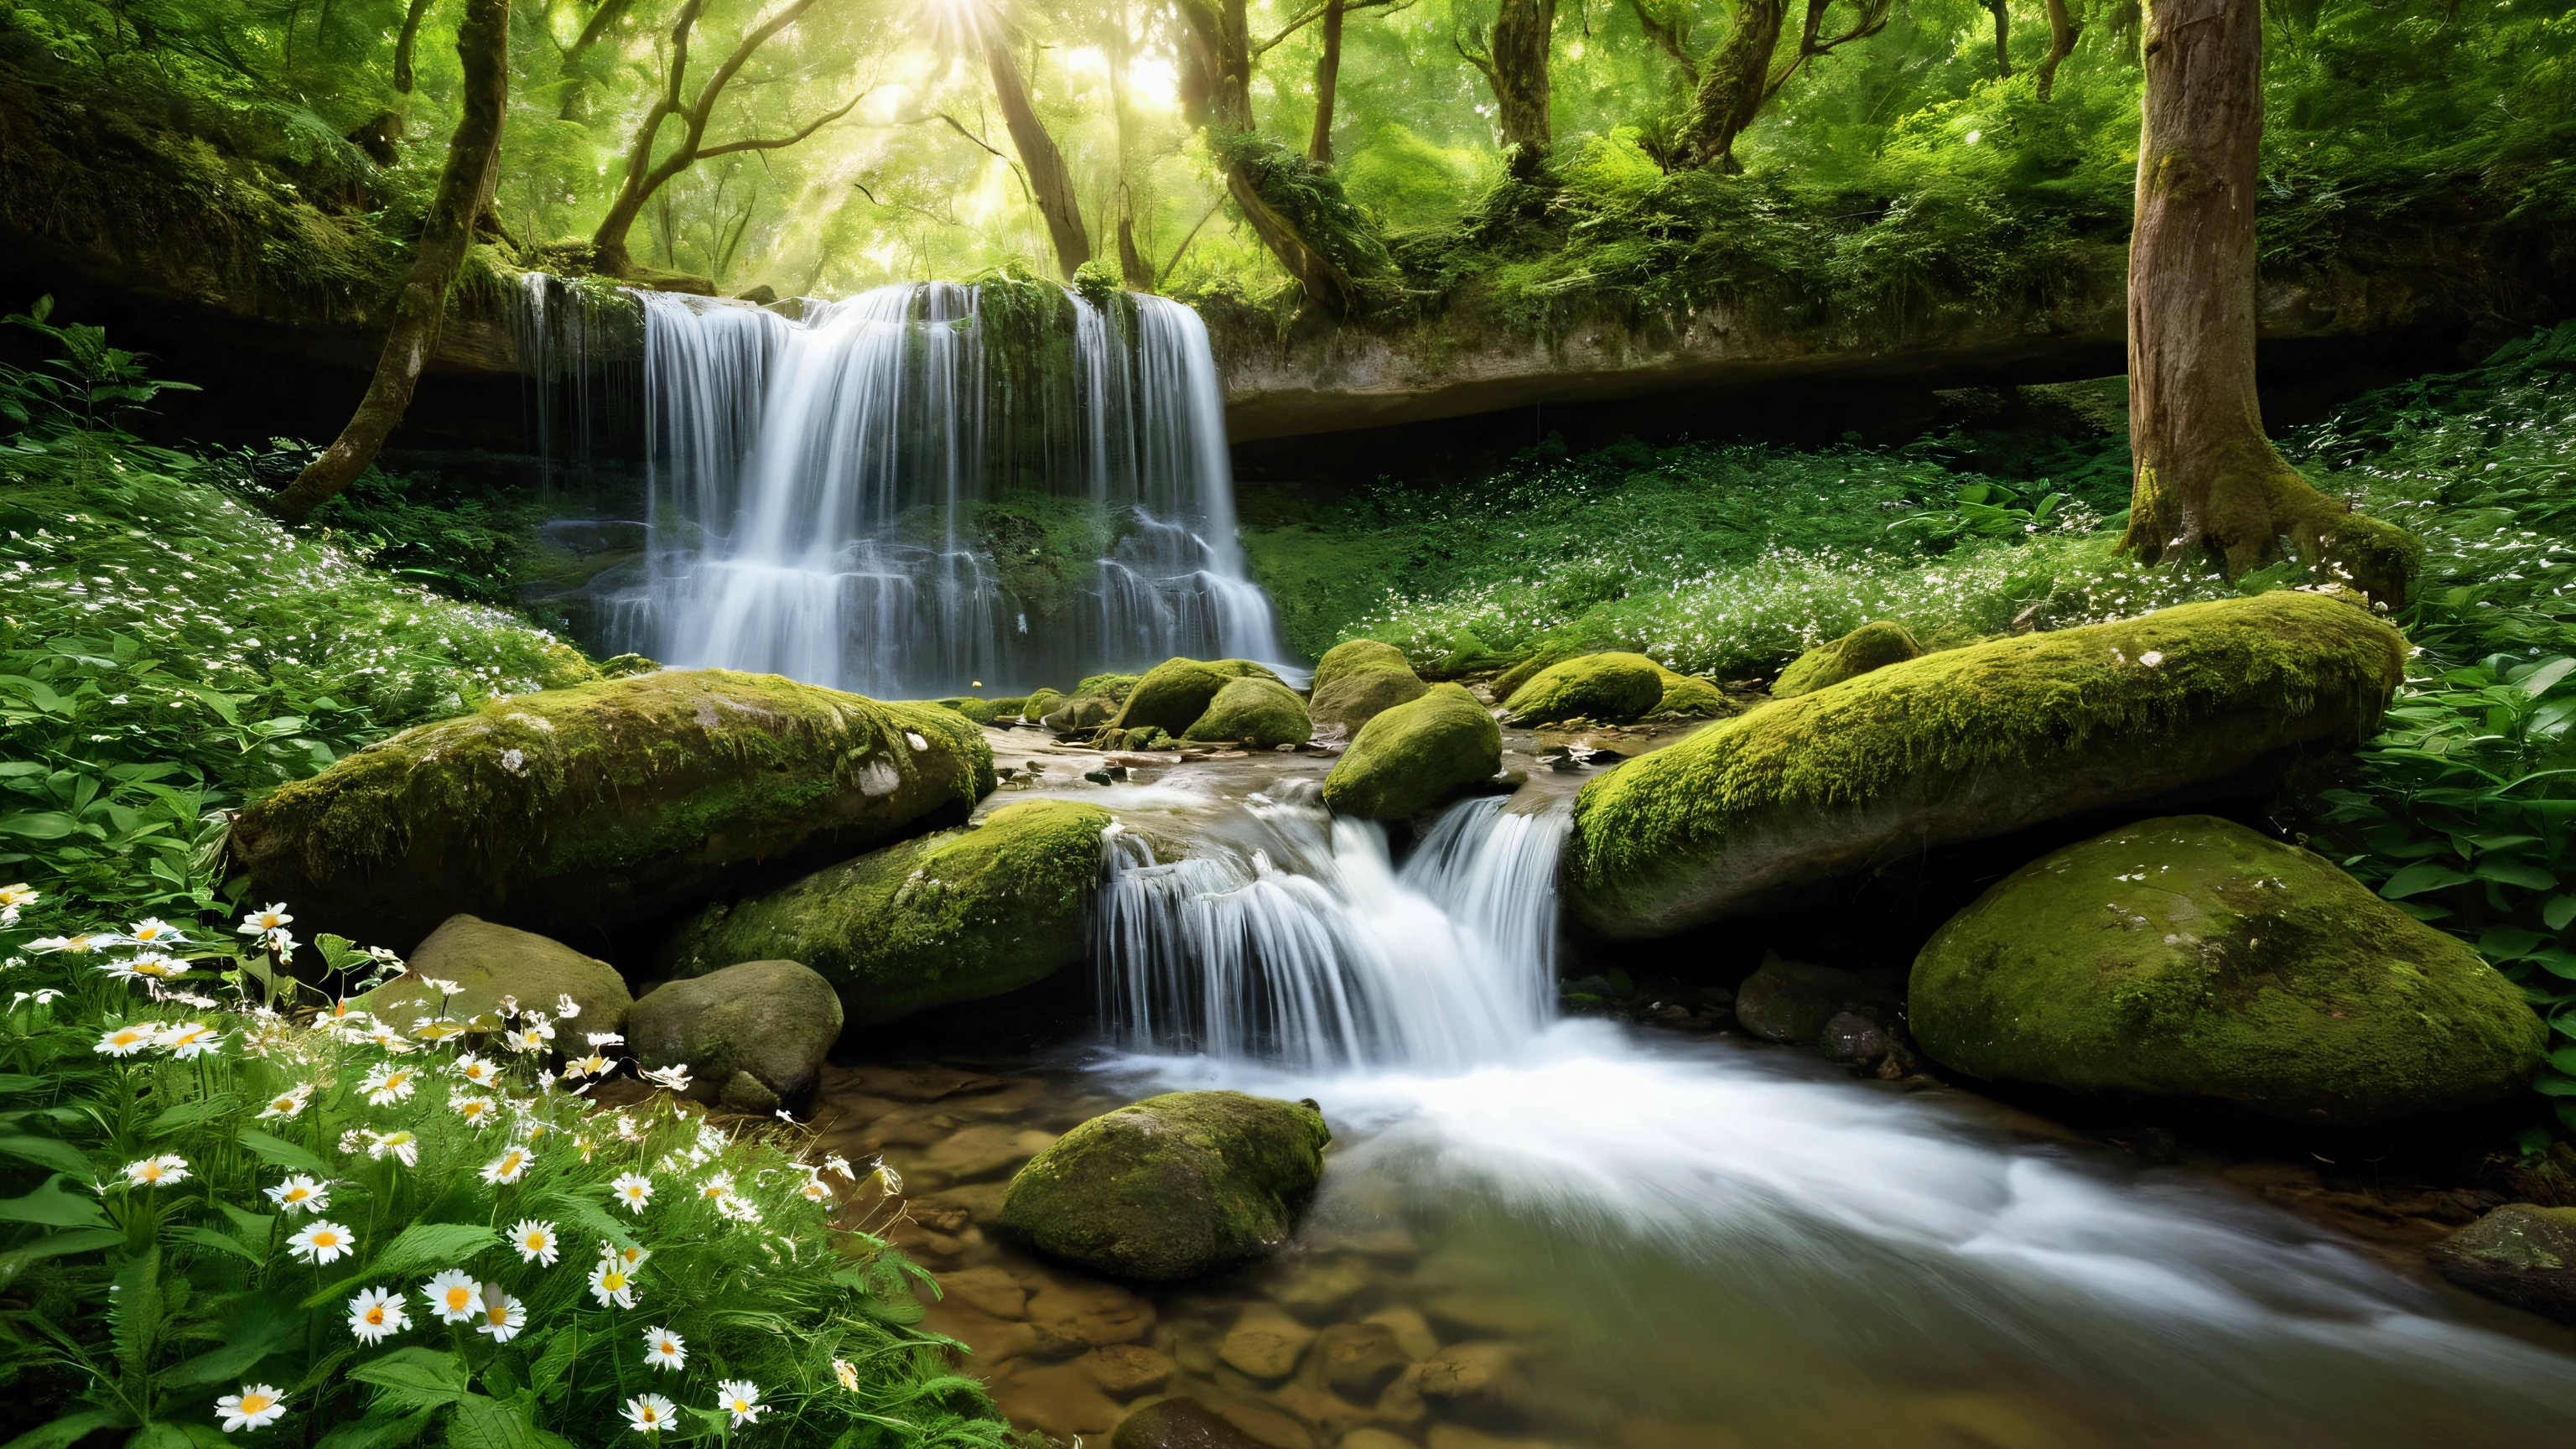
left=392, top=0, right=435, bottom=91
left=2036, top=0, right=2079, bottom=97
left=983, top=27, right=1093, bottom=278
left=1109, top=0, right=1156, bottom=288
left=1678, top=0, right=1781, bottom=171
left=1985, top=0, right=2012, bottom=76
left=1307, top=0, right=1344, bottom=164
left=1459, top=0, right=1558, bottom=180
left=272, top=0, right=506, bottom=522
left=2120, top=0, right=2417, bottom=602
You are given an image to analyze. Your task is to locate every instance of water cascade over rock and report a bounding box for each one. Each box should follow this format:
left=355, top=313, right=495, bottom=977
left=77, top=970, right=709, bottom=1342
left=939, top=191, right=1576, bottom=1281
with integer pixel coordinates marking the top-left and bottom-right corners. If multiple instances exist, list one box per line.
left=574, top=279, right=1280, bottom=696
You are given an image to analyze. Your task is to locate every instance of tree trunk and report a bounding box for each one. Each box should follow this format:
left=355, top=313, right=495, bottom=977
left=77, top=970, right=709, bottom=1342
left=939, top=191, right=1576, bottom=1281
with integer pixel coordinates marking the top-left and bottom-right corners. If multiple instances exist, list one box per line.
left=984, top=28, right=1093, bottom=278
left=272, top=0, right=506, bottom=522
left=1174, top=0, right=1366, bottom=311
left=2036, top=0, right=2079, bottom=98
left=2120, top=0, right=2417, bottom=603
left=1985, top=0, right=2012, bottom=76
left=1678, top=0, right=1783, bottom=172
left=1307, top=0, right=1344, bottom=164
left=392, top=0, right=435, bottom=92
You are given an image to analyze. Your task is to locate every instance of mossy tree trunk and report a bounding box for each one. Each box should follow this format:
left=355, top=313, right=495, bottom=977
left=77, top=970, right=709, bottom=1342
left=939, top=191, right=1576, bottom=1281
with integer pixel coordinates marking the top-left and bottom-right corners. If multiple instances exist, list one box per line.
left=1307, top=0, right=1344, bottom=164
left=1457, top=0, right=1558, bottom=181
left=1109, top=0, right=1156, bottom=288
left=1174, top=0, right=1367, bottom=313
left=1677, top=0, right=1888, bottom=171
left=1984, top=0, right=2012, bottom=76
left=2036, top=0, right=2080, bottom=98
left=270, top=0, right=507, bottom=523
left=982, top=23, right=1093, bottom=279
left=392, top=0, right=435, bottom=92
left=2120, top=0, right=2418, bottom=603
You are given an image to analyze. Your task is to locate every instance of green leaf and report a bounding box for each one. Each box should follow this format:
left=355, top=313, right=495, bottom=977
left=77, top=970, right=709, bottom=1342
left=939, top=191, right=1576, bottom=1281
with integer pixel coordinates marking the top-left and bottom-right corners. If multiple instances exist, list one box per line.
left=0, top=811, right=77, bottom=840
left=239, top=1127, right=333, bottom=1177
left=308, top=1223, right=496, bottom=1306
left=444, top=1394, right=544, bottom=1449
left=161, top=1296, right=301, bottom=1386
left=0, top=1408, right=135, bottom=1449
left=350, top=1348, right=470, bottom=1413
left=526, top=1326, right=579, bottom=1400
left=0, top=1173, right=111, bottom=1228
left=170, top=1224, right=265, bottom=1266
left=2378, top=862, right=2476, bottom=899
left=150, top=1098, right=233, bottom=1138
left=314, top=1410, right=434, bottom=1449
left=0, top=1135, right=92, bottom=1176
left=2519, top=657, right=2576, bottom=697
left=2474, top=859, right=2560, bottom=891
left=2548, top=895, right=2576, bottom=932
left=0, top=1074, right=49, bottom=1094
left=2478, top=927, right=2547, bottom=961
left=0, top=1227, right=122, bottom=1287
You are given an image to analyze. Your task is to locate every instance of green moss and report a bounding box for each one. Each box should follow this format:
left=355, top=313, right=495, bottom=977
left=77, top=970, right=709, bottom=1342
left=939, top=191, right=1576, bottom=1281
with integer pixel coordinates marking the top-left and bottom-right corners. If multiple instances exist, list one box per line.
left=997, top=1090, right=1331, bottom=1281
left=1311, top=640, right=1415, bottom=696
left=1109, top=657, right=1285, bottom=736
left=1309, top=640, right=1428, bottom=734
left=1503, top=652, right=1669, bottom=724
left=1074, top=673, right=1142, bottom=702
left=1909, top=815, right=2545, bottom=1124
left=1565, top=593, right=2409, bottom=936
left=1491, top=647, right=1579, bottom=702
left=1772, top=621, right=1924, bottom=698
left=1183, top=676, right=1312, bottom=748
left=225, top=669, right=995, bottom=952
left=1024, top=688, right=1070, bottom=721
left=935, top=696, right=1029, bottom=725
left=1322, top=683, right=1503, bottom=820
left=660, top=798, right=1112, bottom=1024
left=1649, top=668, right=1735, bottom=719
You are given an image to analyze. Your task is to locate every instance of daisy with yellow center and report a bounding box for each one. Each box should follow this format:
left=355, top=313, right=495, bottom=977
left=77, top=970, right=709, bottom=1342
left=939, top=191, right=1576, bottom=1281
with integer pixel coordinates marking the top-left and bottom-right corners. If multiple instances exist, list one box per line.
left=345, top=1287, right=408, bottom=1345
left=366, top=1130, right=419, bottom=1166
left=589, top=1259, right=638, bottom=1309
left=422, top=1270, right=480, bottom=1323
left=452, top=1094, right=496, bottom=1127
left=715, top=1380, right=764, bottom=1428
left=286, top=1221, right=354, bottom=1265
left=481, top=1146, right=533, bottom=1185
left=94, top=1024, right=154, bottom=1057
left=454, top=1054, right=501, bottom=1087
left=257, top=1084, right=312, bottom=1120
left=699, top=1172, right=733, bottom=1202
left=126, top=917, right=185, bottom=945
left=264, top=1175, right=330, bottom=1215
left=512, top=1219, right=560, bottom=1266
left=216, top=1384, right=286, bottom=1433
left=124, top=1155, right=190, bottom=1187
left=475, top=1285, right=526, bottom=1343
left=237, top=904, right=292, bottom=936
left=641, top=1327, right=686, bottom=1370
left=610, top=1171, right=654, bottom=1213
left=359, top=1064, right=417, bottom=1106
left=834, top=1358, right=860, bottom=1391
left=161, top=1021, right=221, bottom=1058
left=623, top=1394, right=676, bottom=1436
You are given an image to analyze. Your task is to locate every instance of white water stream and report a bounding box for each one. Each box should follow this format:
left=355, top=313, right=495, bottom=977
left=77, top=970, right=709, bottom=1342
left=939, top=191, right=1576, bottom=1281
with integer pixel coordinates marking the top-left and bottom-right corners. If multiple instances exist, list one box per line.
left=1083, top=785, right=2576, bottom=1444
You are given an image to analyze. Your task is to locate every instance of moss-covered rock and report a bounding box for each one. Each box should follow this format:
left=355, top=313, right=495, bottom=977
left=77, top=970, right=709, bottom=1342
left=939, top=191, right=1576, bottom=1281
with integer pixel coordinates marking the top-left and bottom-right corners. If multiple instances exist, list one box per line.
left=1101, top=726, right=1181, bottom=752
left=997, top=1090, right=1331, bottom=1280
left=1183, top=677, right=1312, bottom=748
left=1023, top=688, right=1070, bottom=723
left=1321, top=683, right=1502, bottom=821
left=1649, top=667, right=1735, bottom=719
left=629, top=959, right=844, bottom=1115
left=935, top=696, right=1028, bottom=726
left=1563, top=593, right=2408, bottom=937
left=1043, top=693, right=1122, bottom=733
left=2426, top=1205, right=2576, bottom=1323
left=1771, top=621, right=1923, bottom=699
left=660, top=799, right=1112, bottom=1024
left=1110, top=657, right=1285, bottom=736
left=224, top=669, right=993, bottom=952
left=358, top=914, right=633, bottom=1038
left=1502, top=652, right=1668, bottom=724
left=1076, top=673, right=1143, bottom=702
left=1310, top=640, right=1427, bottom=734
left=1909, top=815, right=2544, bottom=1125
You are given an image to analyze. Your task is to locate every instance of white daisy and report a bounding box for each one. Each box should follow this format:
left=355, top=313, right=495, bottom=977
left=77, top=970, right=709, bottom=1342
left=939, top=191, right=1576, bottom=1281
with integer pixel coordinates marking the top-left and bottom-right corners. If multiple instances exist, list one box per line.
left=641, top=1326, right=685, bottom=1370
left=422, top=1269, right=480, bottom=1323
left=588, top=1259, right=638, bottom=1308
left=714, top=1380, right=764, bottom=1428
left=124, top=1155, right=190, bottom=1187
left=94, top=1023, right=155, bottom=1057
left=237, top=904, right=293, bottom=937
left=215, top=1384, right=287, bottom=1433
left=285, top=1221, right=354, bottom=1265
left=480, top=1146, right=534, bottom=1185
left=263, top=1175, right=331, bottom=1216
left=160, top=1021, right=221, bottom=1058
left=126, top=917, right=187, bottom=947
left=640, top=1064, right=692, bottom=1092
left=256, top=1084, right=313, bottom=1120
left=345, top=1287, right=408, bottom=1345
left=452, top=1093, right=497, bottom=1128
left=610, top=1172, right=654, bottom=1214
left=510, top=1219, right=559, bottom=1266
left=366, top=1129, right=420, bottom=1166
left=454, top=1053, right=501, bottom=1088
left=473, top=1285, right=526, bottom=1343
left=623, top=1394, right=676, bottom=1435
left=359, top=1063, right=418, bottom=1106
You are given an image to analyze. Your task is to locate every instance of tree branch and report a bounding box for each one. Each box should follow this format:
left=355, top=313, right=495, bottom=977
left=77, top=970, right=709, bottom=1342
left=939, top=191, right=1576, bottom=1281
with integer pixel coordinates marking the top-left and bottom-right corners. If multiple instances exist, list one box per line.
left=697, top=86, right=874, bottom=158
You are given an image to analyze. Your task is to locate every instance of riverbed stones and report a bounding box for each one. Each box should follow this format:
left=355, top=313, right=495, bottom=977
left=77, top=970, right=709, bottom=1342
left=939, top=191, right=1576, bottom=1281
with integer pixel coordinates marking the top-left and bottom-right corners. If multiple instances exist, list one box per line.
left=997, top=1090, right=1332, bottom=1280
left=1322, top=683, right=1503, bottom=821
left=1771, top=621, right=1923, bottom=699
left=1731, top=953, right=1896, bottom=1046
left=628, top=958, right=842, bottom=1114
left=1310, top=640, right=1429, bottom=734
left=1909, top=815, right=2546, bottom=1125
left=1220, top=1302, right=1320, bottom=1381
left=223, top=667, right=992, bottom=952
left=1316, top=1322, right=1415, bottom=1400
left=1562, top=593, right=2410, bottom=937
left=359, top=913, right=633, bottom=1036
left=1114, top=1400, right=1270, bottom=1449
left=660, top=799, right=1114, bottom=1024
left=1111, top=657, right=1286, bottom=736
left=1186, top=676, right=1313, bottom=748
left=1501, top=652, right=1667, bottom=725
left=2425, top=1204, right=2576, bottom=1322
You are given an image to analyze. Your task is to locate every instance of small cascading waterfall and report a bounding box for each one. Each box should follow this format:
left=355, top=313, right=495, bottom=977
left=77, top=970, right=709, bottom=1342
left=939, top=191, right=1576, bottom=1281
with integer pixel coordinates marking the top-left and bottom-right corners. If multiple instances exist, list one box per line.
left=584, top=280, right=1281, bottom=696
left=1097, top=792, right=1569, bottom=1071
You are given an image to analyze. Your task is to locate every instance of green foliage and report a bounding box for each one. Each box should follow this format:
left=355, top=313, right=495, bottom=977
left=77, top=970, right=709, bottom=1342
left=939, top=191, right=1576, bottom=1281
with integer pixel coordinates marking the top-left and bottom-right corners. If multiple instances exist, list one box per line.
left=0, top=897, right=1010, bottom=1449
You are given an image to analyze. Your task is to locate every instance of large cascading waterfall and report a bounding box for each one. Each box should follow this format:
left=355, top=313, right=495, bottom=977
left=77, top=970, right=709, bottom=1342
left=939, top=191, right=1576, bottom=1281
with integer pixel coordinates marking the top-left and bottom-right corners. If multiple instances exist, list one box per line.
left=588, top=280, right=1280, bottom=696
left=1096, top=792, right=1569, bottom=1071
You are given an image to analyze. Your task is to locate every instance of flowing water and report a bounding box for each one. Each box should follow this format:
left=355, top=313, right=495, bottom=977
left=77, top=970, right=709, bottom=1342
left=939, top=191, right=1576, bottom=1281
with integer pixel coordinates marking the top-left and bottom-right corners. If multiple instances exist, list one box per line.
left=574, top=282, right=1280, bottom=696
left=827, top=775, right=2576, bottom=1449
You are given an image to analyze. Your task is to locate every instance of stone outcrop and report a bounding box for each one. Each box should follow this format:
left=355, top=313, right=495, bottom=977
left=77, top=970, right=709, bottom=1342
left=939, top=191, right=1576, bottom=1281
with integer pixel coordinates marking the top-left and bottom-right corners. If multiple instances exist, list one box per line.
left=1321, top=683, right=1503, bottom=821
left=628, top=958, right=844, bottom=1115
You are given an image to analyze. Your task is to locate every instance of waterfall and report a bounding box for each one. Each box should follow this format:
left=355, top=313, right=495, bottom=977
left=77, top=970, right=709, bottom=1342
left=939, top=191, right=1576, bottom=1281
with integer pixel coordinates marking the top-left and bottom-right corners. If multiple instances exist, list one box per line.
left=1097, top=793, right=1568, bottom=1071
left=574, top=280, right=1280, bottom=697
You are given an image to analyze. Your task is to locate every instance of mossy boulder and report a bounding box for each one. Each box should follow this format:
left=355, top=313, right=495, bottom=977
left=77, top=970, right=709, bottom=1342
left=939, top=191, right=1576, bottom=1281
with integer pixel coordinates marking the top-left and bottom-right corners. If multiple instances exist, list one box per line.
left=225, top=669, right=992, bottom=952
left=2426, top=1205, right=2576, bottom=1323
left=1909, top=815, right=2545, bottom=1125
left=1772, top=621, right=1923, bottom=699
left=1563, top=593, right=2408, bottom=937
left=1043, top=693, right=1122, bottom=733
left=1649, top=667, right=1734, bottom=719
left=1183, top=677, right=1311, bottom=748
left=1309, top=640, right=1427, bottom=734
left=358, top=914, right=633, bottom=1038
left=1502, top=652, right=1668, bottom=724
left=629, top=959, right=844, bottom=1115
left=1321, top=683, right=1503, bottom=821
left=660, top=799, right=1113, bottom=1024
left=997, top=1090, right=1331, bottom=1280
left=1023, top=688, right=1070, bottom=722
left=935, top=696, right=1027, bottom=726
left=1110, top=657, right=1285, bottom=736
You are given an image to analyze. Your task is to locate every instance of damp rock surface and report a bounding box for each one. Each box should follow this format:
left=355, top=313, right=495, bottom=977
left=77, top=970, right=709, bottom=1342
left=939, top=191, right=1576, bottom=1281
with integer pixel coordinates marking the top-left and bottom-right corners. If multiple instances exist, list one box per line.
left=1322, top=683, right=1503, bottom=821
left=2425, top=1204, right=2576, bottom=1323
left=998, top=1090, right=1332, bottom=1281
left=1309, top=641, right=1429, bottom=734
left=628, top=958, right=843, bottom=1114
left=358, top=913, right=631, bottom=1037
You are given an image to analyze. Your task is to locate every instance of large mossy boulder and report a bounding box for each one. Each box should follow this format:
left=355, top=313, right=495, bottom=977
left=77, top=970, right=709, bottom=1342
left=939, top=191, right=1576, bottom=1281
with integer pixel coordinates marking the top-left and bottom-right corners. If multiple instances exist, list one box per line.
left=997, top=1090, right=1330, bottom=1281
left=629, top=959, right=844, bottom=1115
left=1183, top=676, right=1312, bottom=748
left=1909, top=816, right=2544, bottom=1125
left=1562, top=593, right=2408, bottom=937
left=359, top=914, right=633, bottom=1037
left=1649, top=667, right=1733, bottom=719
left=660, top=799, right=1112, bottom=1023
left=1321, top=683, right=1502, bottom=821
left=225, top=669, right=993, bottom=952
left=1771, top=621, right=1923, bottom=699
left=1502, top=652, right=1668, bottom=725
left=1109, top=657, right=1284, bottom=736
left=2426, top=1205, right=2576, bottom=1323
left=1309, top=640, right=1428, bottom=734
